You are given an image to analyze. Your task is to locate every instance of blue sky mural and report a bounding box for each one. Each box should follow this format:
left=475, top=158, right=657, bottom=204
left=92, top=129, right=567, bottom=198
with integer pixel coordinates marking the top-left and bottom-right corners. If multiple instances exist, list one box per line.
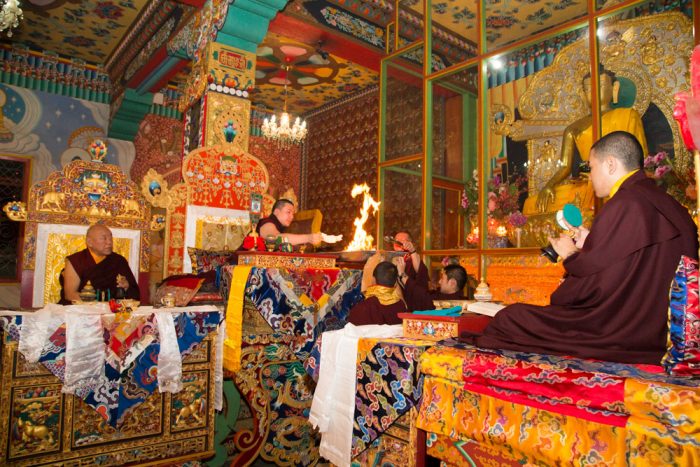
left=0, top=83, right=134, bottom=183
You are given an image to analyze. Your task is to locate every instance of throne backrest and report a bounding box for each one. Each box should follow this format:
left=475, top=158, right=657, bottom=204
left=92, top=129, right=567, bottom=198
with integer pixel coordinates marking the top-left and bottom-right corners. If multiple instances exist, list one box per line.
left=150, top=144, right=275, bottom=276
left=19, top=159, right=150, bottom=308
left=34, top=224, right=140, bottom=306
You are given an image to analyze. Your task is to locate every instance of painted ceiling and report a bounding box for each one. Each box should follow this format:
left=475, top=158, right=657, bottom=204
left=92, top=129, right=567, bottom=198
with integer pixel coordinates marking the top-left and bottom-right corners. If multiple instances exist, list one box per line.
left=401, top=0, right=588, bottom=49
left=0, top=0, right=612, bottom=115
left=4, top=0, right=149, bottom=63
left=252, top=33, right=378, bottom=114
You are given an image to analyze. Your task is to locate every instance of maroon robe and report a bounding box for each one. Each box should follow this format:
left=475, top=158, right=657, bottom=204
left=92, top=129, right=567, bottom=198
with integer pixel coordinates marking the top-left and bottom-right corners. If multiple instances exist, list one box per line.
left=402, top=261, right=435, bottom=311
left=59, top=249, right=140, bottom=304
left=470, top=171, right=698, bottom=364
left=431, top=291, right=466, bottom=300
left=256, top=214, right=286, bottom=235
left=347, top=296, right=407, bottom=325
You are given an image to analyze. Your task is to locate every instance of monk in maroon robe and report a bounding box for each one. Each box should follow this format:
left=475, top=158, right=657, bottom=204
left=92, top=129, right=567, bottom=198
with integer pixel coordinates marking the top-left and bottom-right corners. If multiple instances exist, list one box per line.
left=257, top=198, right=322, bottom=246
left=400, top=262, right=468, bottom=311
left=348, top=261, right=407, bottom=325
left=469, top=131, right=698, bottom=364
left=59, top=224, right=139, bottom=304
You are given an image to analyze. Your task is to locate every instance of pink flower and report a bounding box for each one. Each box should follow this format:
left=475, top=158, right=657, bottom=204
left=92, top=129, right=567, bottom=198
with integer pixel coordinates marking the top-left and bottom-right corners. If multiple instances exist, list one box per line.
left=654, top=152, right=668, bottom=164
left=507, top=211, right=528, bottom=227
left=487, top=192, right=497, bottom=212
left=655, top=165, right=671, bottom=178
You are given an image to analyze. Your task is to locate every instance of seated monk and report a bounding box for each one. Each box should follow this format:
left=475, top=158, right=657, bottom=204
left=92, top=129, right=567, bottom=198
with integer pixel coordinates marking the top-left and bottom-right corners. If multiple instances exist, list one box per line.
left=257, top=198, right=322, bottom=246
left=59, top=224, right=140, bottom=304
left=533, top=66, right=648, bottom=213
left=399, top=261, right=468, bottom=311
left=348, top=261, right=407, bottom=325
left=467, top=131, right=698, bottom=364
left=432, top=264, right=468, bottom=300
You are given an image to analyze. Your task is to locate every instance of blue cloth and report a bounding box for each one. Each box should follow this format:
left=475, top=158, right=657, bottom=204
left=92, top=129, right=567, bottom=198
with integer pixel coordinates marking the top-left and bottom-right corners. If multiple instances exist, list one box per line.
left=412, top=306, right=462, bottom=317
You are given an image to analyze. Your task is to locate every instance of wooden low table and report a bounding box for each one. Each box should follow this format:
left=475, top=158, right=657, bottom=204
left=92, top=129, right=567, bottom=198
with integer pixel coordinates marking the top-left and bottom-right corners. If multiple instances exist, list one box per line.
left=399, top=312, right=492, bottom=341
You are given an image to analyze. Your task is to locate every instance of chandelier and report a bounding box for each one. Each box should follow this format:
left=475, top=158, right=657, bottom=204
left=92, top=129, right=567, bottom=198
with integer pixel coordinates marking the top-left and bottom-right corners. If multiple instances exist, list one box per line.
left=261, top=65, right=307, bottom=148
left=0, top=0, right=23, bottom=37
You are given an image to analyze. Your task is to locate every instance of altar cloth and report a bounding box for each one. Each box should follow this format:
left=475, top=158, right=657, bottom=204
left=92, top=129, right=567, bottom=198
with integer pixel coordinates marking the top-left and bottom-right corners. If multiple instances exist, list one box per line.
left=309, top=324, right=403, bottom=466
left=417, top=341, right=700, bottom=466
left=352, top=336, right=434, bottom=458
left=1, top=305, right=223, bottom=428
left=224, top=265, right=363, bottom=372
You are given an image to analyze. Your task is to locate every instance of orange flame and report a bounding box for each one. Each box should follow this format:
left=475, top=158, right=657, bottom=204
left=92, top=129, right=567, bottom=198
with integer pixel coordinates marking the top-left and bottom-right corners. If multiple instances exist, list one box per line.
left=347, top=183, right=380, bottom=251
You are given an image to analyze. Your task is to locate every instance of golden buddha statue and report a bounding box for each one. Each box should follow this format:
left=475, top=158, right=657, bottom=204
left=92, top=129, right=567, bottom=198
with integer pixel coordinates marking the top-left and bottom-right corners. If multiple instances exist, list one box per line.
left=532, top=68, right=648, bottom=213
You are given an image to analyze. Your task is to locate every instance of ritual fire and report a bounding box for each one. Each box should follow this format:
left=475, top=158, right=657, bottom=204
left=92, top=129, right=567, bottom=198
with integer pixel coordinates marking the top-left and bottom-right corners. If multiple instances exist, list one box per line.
left=346, top=183, right=380, bottom=251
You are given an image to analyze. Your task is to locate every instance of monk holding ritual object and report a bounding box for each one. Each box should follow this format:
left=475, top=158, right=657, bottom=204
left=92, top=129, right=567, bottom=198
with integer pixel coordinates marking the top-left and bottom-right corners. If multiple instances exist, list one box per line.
left=59, top=224, right=140, bottom=304
left=469, top=131, right=698, bottom=364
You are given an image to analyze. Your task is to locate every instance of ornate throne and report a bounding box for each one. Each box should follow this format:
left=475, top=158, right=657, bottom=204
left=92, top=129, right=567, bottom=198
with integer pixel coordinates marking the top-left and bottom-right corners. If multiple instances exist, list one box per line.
left=143, top=142, right=275, bottom=277
left=3, top=141, right=151, bottom=308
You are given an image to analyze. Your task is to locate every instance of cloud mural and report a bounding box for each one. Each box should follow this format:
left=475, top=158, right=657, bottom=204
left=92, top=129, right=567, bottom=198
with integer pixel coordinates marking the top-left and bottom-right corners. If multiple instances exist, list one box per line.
left=0, top=83, right=134, bottom=184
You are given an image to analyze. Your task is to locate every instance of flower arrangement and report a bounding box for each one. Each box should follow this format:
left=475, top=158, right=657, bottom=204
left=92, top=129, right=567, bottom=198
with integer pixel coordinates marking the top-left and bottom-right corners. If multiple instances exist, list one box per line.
left=644, top=151, right=697, bottom=211
left=461, top=173, right=528, bottom=247
left=461, top=173, right=528, bottom=224
left=460, top=170, right=479, bottom=219
left=486, top=174, right=528, bottom=227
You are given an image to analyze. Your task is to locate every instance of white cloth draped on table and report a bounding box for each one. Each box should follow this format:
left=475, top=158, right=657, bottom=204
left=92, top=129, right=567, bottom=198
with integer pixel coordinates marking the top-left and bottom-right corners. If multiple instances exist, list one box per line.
left=155, top=310, right=183, bottom=393
left=2, top=304, right=223, bottom=405
left=17, top=304, right=65, bottom=362
left=309, top=323, right=403, bottom=466
left=64, top=305, right=109, bottom=394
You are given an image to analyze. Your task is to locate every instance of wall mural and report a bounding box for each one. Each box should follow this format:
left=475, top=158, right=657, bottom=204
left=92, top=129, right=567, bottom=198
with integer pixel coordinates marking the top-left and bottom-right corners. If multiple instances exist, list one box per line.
left=131, top=114, right=184, bottom=187
left=0, top=83, right=134, bottom=184
left=249, top=135, right=301, bottom=202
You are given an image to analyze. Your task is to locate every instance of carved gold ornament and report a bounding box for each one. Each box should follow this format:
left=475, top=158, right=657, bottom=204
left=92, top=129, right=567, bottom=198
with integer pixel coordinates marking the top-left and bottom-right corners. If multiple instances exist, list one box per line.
left=3, top=201, right=27, bottom=221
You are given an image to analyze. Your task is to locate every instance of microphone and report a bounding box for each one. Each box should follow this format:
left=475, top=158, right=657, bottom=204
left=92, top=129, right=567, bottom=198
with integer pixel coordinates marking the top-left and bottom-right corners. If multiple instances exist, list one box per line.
left=540, top=204, right=583, bottom=263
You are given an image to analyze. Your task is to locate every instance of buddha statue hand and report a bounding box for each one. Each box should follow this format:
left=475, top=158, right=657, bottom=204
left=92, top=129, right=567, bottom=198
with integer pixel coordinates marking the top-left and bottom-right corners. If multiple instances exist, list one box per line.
left=536, top=185, right=556, bottom=213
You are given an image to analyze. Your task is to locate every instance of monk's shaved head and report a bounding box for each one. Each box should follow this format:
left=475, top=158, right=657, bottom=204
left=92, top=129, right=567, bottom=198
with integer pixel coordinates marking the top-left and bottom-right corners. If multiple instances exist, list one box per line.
left=86, top=224, right=113, bottom=257
left=86, top=223, right=110, bottom=238
left=590, top=131, right=644, bottom=171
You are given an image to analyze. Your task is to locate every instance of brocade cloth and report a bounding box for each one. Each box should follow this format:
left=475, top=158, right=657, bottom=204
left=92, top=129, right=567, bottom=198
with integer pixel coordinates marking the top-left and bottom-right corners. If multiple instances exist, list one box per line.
left=352, top=336, right=434, bottom=458
left=417, top=341, right=700, bottom=465
left=1, top=305, right=223, bottom=427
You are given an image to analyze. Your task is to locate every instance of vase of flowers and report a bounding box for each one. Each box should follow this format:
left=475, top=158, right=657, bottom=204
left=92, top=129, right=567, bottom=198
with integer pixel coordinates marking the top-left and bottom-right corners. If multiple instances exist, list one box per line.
left=644, top=151, right=697, bottom=214
left=461, top=173, right=528, bottom=248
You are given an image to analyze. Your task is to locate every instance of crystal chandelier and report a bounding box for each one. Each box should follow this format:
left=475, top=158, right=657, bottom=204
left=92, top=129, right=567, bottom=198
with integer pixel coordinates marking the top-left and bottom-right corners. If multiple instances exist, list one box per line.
left=262, top=65, right=307, bottom=149
left=0, top=0, right=23, bottom=37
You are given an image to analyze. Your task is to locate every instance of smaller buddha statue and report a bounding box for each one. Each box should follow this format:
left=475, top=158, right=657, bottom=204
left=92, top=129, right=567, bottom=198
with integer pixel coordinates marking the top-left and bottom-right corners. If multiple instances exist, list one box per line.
left=534, top=67, right=647, bottom=213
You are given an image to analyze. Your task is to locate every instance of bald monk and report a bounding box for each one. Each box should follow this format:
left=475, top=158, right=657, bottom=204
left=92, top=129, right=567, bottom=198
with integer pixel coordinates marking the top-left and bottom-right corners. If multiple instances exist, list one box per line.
left=469, top=131, right=698, bottom=364
left=59, top=224, right=140, bottom=304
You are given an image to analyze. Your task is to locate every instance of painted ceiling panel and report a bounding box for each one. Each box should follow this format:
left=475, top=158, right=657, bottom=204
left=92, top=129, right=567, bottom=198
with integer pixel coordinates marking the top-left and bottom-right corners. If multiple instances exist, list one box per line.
left=402, top=0, right=588, bottom=49
left=251, top=33, right=378, bottom=115
left=7, top=0, right=150, bottom=63
left=1, top=0, right=606, bottom=115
